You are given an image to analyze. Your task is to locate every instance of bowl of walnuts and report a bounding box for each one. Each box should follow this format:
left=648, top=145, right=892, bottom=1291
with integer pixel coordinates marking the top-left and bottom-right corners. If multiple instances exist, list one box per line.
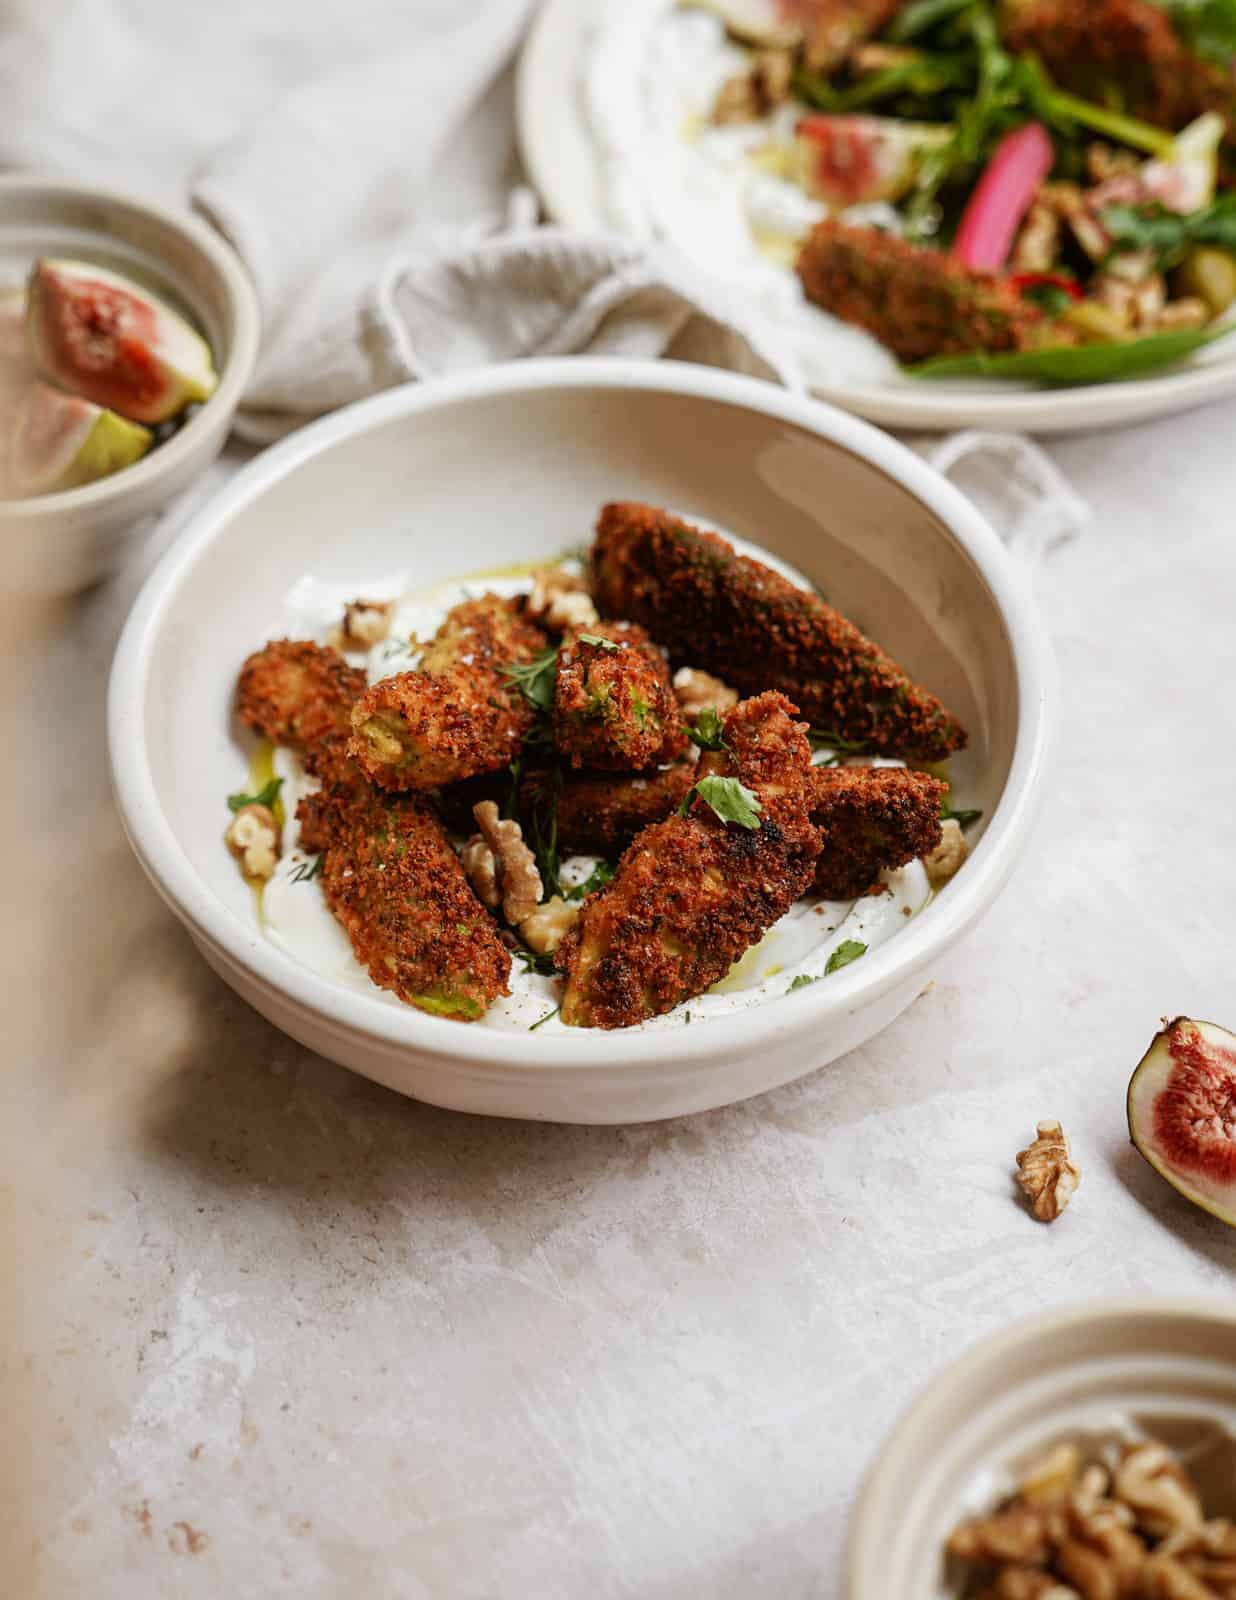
left=848, top=1298, right=1236, bottom=1598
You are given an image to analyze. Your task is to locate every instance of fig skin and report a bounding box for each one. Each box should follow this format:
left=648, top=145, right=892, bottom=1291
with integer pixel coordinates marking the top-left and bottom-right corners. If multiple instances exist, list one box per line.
left=26, top=258, right=217, bottom=425
left=8, top=381, right=152, bottom=498
left=1127, top=1015, right=1236, bottom=1227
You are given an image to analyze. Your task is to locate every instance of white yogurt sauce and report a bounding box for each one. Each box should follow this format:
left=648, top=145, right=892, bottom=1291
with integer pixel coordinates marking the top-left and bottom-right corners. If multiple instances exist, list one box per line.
left=583, top=0, right=900, bottom=388
left=249, top=533, right=932, bottom=1035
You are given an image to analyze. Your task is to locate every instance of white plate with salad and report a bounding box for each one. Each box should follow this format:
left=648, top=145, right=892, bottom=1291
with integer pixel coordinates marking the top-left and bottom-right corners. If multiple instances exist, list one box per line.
left=518, top=0, right=1236, bottom=432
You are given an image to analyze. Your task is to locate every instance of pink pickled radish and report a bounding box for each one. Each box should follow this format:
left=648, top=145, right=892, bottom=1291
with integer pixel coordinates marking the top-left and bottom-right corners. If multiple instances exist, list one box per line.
left=952, top=122, right=1054, bottom=271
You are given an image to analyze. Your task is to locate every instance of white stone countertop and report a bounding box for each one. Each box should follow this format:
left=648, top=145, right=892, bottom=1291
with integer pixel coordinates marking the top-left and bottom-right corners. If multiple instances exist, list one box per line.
left=5, top=394, right=1235, bottom=1600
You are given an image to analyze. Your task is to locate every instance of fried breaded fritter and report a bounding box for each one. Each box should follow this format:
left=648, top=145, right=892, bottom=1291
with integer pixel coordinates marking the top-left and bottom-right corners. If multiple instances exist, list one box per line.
left=557, top=693, right=821, bottom=1029
left=236, top=639, right=367, bottom=787
left=553, top=620, right=687, bottom=771
left=298, top=781, right=510, bottom=1020
left=592, top=503, right=967, bottom=762
left=809, top=765, right=945, bottom=899
left=1001, top=0, right=1236, bottom=153
left=348, top=595, right=547, bottom=791
left=796, top=219, right=1044, bottom=364
left=544, top=761, right=698, bottom=856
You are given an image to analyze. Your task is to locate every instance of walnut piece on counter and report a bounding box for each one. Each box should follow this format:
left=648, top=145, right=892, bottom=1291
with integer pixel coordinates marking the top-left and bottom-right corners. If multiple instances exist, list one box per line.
left=472, top=801, right=543, bottom=927
left=329, top=598, right=394, bottom=651
left=977, top=1568, right=1082, bottom=1599
left=520, top=895, right=579, bottom=956
left=526, top=567, right=598, bottom=633
left=924, top=816, right=969, bottom=886
left=226, top=804, right=280, bottom=881
left=672, top=665, right=739, bottom=721
left=1015, top=1120, right=1080, bottom=1223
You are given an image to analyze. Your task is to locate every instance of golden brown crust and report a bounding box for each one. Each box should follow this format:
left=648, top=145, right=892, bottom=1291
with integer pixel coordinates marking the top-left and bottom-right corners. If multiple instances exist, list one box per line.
left=348, top=595, right=547, bottom=791
left=592, top=503, right=967, bottom=762
left=796, top=219, right=1042, bottom=365
left=553, top=620, right=687, bottom=771
left=547, top=761, right=698, bottom=856
left=808, top=765, right=945, bottom=899
left=556, top=692, right=821, bottom=1029
left=236, top=639, right=367, bottom=787
left=298, top=781, right=510, bottom=1020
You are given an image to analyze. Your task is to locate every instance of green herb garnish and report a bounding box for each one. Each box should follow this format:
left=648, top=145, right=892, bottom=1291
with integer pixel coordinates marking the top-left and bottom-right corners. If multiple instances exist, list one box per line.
left=526, top=765, right=564, bottom=897
left=679, top=775, right=763, bottom=830
left=515, top=946, right=558, bottom=976
left=290, top=855, right=323, bottom=883
left=825, top=940, right=868, bottom=975
left=577, top=633, right=621, bottom=651
left=687, top=706, right=729, bottom=752
left=941, top=803, right=984, bottom=830
left=1100, top=195, right=1236, bottom=268
left=809, top=728, right=871, bottom=755
left=227, top=777, right=283, bottom=814
left=565, top=860, right=616, bottom=901
left=529, top=1005, right=561, bottom=1031
left=788, top=973, right=819, bottom=993
left=503, top=646, right=560, bottom=713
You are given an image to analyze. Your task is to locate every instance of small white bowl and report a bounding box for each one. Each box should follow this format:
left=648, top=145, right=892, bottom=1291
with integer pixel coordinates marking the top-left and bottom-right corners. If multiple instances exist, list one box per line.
left=0, top=176, right=259, bottom=592
left=108, top=358, right=1052, bottom=1124
left=847, top=1296, right=1236, bottom=1598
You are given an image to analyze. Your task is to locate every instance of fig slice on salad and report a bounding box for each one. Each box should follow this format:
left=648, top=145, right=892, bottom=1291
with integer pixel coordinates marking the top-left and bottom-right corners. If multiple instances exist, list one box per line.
left=27, top=258, right=217, bottom=425
left=7, top=380, right=152, bottom=498
left=794, top=114, right=951, bottom=206
left=1127, top=1016, right=1236, bottom=1227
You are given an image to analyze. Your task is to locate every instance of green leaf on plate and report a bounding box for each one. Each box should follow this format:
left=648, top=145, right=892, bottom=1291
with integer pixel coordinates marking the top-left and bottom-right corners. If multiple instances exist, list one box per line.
left=825, top=939, right=868, bottom=975
left=679, top=775, right=763, bottom=830
left=905, top=322, right=1236, bottom=385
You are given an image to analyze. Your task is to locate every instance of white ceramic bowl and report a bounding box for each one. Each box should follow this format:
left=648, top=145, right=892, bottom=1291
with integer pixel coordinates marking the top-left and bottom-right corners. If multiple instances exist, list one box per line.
left=0, top=176, right=260, bottom=592
left=847, top=1297, right=1236, bottom=1598
left=108, top=358, right=1052, bottom=1124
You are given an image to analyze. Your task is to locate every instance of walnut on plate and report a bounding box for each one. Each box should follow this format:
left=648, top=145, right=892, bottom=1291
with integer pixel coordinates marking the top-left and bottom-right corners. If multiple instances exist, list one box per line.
left=467, top=801, right=543, bottom=927
left=225, top=804, right=280, bottom=881
left=329, top=597, right=394, bottom=651
left=1015, top=1120, right=1080, bottom=1223
left=525, top=567, right=598, bottom=633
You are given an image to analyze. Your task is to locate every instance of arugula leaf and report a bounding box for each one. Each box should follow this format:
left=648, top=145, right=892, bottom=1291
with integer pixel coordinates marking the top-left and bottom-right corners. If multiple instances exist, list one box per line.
left=503, top=646, right=560, bottom=713
left=565, top=860, right=616, bottom=901
left=887, top=0, right=976, bottom=42
left=809, top=728, right=871, bottom=754
left=227, top=776, right=283, bottom=814
left=1154, top=0, right=1236, bottom=65
left=679, top=775, right=763, bottom=829
left=1101, top=197, right=1236, bottom=267
left=687, top=707, right=729, bottom=752
left=907, top=322, right=1235, bottom=384
left=825, top=940, right=868, bottom=975
left=941, top=803, right=984, bottom=829
left=787, top=973, right=819, bottom=993
left=576, top=633, right=621, bottom=652
left=514, top=945, right=558, bottom=976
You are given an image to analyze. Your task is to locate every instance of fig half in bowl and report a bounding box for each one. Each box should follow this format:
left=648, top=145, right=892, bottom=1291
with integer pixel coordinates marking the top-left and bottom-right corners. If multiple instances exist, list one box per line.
left=1128, top=1016, right=1236, bottom=1226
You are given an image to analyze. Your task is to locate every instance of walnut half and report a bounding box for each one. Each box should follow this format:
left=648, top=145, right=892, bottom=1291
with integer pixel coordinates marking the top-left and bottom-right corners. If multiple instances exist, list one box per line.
left=1016, top=1121, right=1080, bottom=1222
left=471, top=801, right=543, bottom=927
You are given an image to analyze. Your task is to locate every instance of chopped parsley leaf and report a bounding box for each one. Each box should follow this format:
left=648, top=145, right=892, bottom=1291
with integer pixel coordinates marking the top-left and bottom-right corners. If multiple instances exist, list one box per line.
left=687, top=706, right=728, bottom=752
left=678, top=775, right=762, bottom=829
left=825, top=940, right=867, bottom=975
left=227, top=777, right=283, bottom=814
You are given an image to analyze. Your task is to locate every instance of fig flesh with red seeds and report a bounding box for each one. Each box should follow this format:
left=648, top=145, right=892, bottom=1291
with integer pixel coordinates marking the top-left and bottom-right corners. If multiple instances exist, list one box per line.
left=26, top=259, right=217, bottom=424
left=1127, top=1016, right=1236, bottom=1226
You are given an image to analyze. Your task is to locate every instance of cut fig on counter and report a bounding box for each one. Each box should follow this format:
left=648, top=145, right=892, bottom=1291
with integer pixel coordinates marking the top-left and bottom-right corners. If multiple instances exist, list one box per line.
left=7, top=380, right=152, bottom=498
left=26, top=258, right=217, bottom=424
left=1128, top=1016, right=1236, bottom=1227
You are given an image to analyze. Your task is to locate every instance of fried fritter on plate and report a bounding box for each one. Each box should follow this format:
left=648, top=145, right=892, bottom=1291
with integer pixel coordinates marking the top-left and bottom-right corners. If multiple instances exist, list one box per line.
left=236, top=639, right=367, bottom=788
left=541, top=760, right=698, bottom=856
left=348, top=594, right=547, bottom=791
left=809, top=765, right=945, bottom=899
left=556, top=692, right=821, bottom=1029
left=553, top=620, right=687, bottom=771
left=299, top=781, right=510, bottom=1020
left=592, top=502, right=967, bottom=762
